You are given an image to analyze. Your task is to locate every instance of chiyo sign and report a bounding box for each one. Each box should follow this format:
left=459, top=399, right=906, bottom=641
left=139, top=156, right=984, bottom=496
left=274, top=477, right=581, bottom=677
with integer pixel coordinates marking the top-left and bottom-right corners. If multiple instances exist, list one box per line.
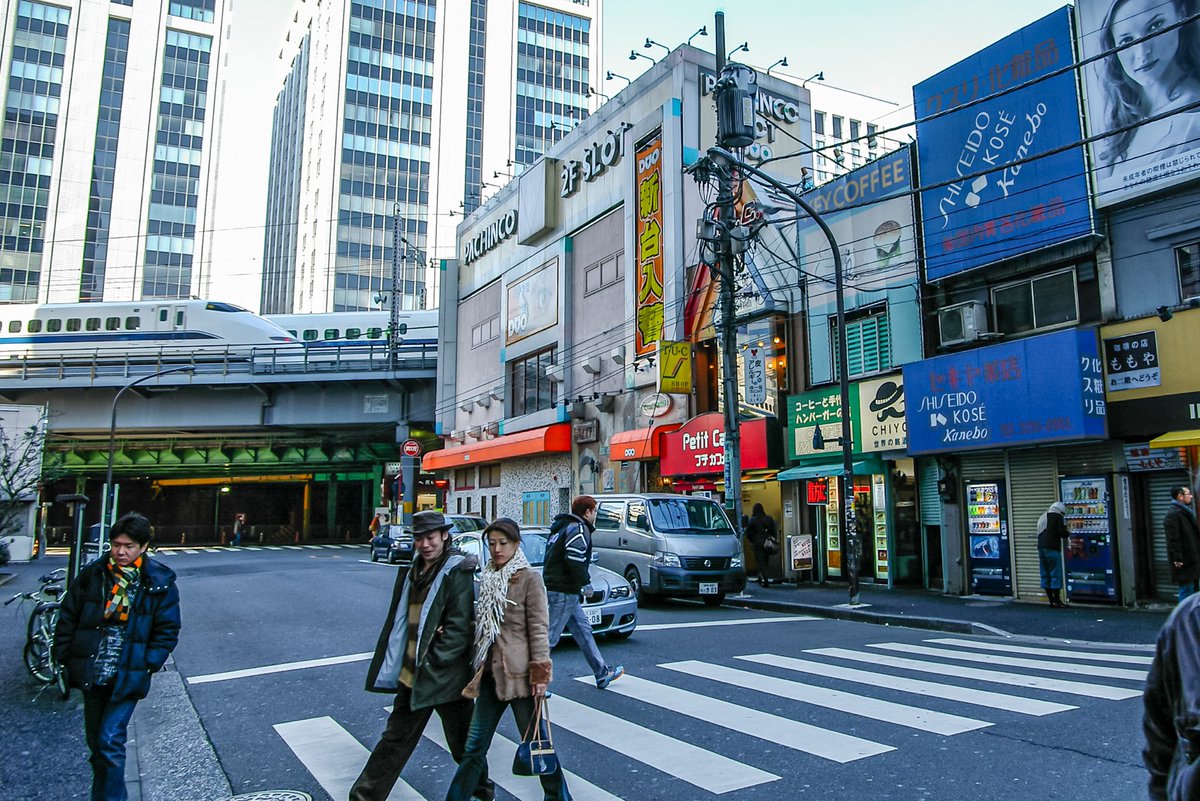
left=560, top=128, right=625, bottom=197
left=462, top=209, right=518, bottom=265
left=701, top=71, right=802, bottom=164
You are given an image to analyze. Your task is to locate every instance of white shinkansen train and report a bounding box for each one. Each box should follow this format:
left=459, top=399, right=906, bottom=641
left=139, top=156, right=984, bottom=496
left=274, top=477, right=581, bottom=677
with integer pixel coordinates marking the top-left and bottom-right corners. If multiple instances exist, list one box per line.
left=0, top=300, right=296, bottom=359
left=266, top=310, right=438, bottom=349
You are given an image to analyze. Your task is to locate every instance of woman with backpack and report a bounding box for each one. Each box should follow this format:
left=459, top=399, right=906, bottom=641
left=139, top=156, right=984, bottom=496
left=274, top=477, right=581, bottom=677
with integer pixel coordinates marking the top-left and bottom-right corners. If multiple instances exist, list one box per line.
left=745, top=503, right=779, bottom=588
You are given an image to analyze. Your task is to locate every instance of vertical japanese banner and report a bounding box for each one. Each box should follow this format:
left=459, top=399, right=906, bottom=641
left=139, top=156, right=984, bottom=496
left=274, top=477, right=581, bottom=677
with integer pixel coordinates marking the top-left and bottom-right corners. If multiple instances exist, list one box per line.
left=635, top=129, right=664, bottom=358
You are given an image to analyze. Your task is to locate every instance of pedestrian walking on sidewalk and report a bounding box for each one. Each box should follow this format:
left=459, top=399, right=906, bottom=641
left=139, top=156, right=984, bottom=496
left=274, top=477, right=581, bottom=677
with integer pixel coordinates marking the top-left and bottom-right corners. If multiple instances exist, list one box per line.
left=54, top=512, right=181, bottom=801
left=1037, top=500, right=1070, bottom=607
left=1143, top=592, right=1200, bottom=800
left=1166, top=486, right=1200, bottom=603
left=445, top=518, right=572, bottom=801
left=544, top=495, right=623, bottom=690
left=745, top=503, right=779, bottom=588
left=352, top=510, right=492, bottom=801
left=230, top=512, right=246, bottom=547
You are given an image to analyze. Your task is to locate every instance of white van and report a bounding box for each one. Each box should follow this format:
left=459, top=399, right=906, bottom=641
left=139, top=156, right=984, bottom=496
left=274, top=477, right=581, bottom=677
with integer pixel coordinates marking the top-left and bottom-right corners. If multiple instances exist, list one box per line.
left=589, top=494, right=746, bottom=606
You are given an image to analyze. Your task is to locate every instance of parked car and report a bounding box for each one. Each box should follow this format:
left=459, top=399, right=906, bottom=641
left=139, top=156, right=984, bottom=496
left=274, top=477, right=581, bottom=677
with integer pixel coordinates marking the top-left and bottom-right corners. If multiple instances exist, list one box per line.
left=453, top=527, right=637, bottom=639
left=369, top=524, right=413, bottom=564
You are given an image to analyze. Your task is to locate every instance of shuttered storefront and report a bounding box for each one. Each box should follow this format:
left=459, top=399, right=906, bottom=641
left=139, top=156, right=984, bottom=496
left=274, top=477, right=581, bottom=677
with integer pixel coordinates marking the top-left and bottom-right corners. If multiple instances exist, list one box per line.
left=918, top=457, right=942, bottom=527
left=1148, top=471, right=1189, bottom=602
left=1007, top=449, right=1059, bottom=601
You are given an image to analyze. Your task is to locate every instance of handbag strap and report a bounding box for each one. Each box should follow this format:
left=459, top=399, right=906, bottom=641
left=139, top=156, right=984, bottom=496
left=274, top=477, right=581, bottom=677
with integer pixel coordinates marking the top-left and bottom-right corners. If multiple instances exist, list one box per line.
left=520, top=697, right=554, bottom=746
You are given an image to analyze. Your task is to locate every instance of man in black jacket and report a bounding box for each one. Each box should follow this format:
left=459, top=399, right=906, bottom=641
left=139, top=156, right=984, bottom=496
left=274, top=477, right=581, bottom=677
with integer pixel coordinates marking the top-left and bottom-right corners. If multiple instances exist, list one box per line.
left=1143, top=592, right=1200, bottom=800
left=352, top=511, right=491, bottom=801
left=1166, top=486, right=1200, bottom=603
left=54, top=512, right=180, bottom=801
left=544, top=495, right=623, bottom=689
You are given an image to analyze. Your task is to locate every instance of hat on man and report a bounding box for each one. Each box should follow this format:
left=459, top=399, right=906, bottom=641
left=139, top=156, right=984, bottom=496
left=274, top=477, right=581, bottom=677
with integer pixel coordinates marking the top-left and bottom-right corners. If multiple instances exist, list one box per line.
left=412, top=510, right=451, bottom=536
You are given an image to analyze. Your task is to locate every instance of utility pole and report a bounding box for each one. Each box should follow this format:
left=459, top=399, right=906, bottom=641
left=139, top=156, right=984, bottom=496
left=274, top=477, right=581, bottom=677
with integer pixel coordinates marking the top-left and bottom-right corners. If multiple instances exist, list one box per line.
left=390, top=202, right=402, bottom=369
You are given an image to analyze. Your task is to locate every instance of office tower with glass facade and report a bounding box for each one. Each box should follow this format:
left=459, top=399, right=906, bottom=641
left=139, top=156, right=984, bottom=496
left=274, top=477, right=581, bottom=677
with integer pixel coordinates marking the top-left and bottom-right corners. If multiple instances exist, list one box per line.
left=0, top=0, right=228, bottom=303
left=260, top=0, right=602, bottom=314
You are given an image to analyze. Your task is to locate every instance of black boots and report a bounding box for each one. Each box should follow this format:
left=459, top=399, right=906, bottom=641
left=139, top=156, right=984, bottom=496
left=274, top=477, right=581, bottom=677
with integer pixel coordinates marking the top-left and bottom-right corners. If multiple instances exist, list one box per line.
left=1047, top=588, right=1066, bottom=608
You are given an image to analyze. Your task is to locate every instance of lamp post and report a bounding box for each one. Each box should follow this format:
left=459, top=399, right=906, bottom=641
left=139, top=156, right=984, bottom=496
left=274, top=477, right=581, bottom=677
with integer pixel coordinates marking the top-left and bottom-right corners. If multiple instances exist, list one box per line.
left=704, top=146, right=861, bottom=604
left=103, top=365, right=196, bottom=547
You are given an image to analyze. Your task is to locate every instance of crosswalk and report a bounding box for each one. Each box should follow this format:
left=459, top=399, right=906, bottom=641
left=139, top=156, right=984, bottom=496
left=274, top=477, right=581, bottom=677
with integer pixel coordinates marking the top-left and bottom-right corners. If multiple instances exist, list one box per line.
left=270, top=635, right=1149, bottom=800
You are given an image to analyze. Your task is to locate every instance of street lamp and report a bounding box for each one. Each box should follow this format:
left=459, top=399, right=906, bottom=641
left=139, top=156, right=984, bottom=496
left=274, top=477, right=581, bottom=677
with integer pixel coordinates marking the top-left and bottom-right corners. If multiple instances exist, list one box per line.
left=687, top=26, right=708, bottom=46
left=643, top=37, right=670, bottom=56
left=704, top=145, right=861, bottom=604
left=629, top=49, right=656, bottom=65
left=605, top=70, right=632, bottom=86
left=103, top=365, right=196, bottom=546
left=766, top=57, right=788, bottom=76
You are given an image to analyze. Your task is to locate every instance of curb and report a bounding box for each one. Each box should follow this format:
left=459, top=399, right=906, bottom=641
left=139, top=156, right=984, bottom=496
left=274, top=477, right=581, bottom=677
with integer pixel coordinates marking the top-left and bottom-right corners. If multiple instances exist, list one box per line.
left=724, top=595, right=1012, bottom=637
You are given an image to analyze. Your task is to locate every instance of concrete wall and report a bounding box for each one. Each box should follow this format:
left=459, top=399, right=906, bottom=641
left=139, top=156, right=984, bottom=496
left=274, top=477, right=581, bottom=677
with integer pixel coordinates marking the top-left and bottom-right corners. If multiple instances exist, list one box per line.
left=1108, top=184, right=1200, bottom=318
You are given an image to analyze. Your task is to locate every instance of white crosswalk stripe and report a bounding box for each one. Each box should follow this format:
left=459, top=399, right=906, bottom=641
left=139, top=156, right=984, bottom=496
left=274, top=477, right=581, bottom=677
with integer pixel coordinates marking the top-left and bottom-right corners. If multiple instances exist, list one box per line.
left=867, top=641, right=1149, bottom=681
left=574, top=672, right=893, bottom=762
left=808, top=646, right=1142, bottom=700
left=924, top=637, right=1154, bottom=665
left=274, top=716, right=424, bottom=800
left=736, top=653, right=1076, bottom=716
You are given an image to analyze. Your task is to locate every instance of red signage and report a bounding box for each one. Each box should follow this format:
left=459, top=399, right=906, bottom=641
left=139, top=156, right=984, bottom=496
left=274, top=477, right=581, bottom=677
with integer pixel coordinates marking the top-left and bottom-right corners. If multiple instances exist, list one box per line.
left=660, top=413, right=771, bottom=476
left=401, top=439, right=422, bottom=458
left=806, top=479, right=828, bottom=505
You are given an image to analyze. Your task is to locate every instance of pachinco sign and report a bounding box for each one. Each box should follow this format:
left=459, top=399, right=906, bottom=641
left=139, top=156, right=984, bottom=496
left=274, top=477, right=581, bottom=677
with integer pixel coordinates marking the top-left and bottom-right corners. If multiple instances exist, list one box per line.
left=701, top=70, right=802, bottom=164
left=462, top=209, right=518, bottom=265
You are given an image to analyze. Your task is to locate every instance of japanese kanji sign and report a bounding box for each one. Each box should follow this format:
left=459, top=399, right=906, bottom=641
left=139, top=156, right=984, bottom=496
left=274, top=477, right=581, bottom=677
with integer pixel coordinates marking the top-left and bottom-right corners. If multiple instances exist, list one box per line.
left=635, top=129, right=664, bottom=358
left=1103, top=331, right=1160, bottom=392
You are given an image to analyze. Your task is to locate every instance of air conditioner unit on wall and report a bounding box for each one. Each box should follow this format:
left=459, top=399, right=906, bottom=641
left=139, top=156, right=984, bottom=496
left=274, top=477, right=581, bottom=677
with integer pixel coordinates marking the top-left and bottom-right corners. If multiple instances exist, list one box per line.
left=938, top=300, right=990, bottom=348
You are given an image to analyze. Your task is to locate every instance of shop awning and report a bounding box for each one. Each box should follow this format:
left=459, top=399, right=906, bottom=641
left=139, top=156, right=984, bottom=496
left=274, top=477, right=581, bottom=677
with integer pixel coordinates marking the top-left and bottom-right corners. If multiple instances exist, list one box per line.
left=609, top=424, right=681, bottom=462
left=422, top=424, right=571, bottom=471
left=777, top=458, right=884, bottom=482
left=1149, top=430, right=1200, bottom=449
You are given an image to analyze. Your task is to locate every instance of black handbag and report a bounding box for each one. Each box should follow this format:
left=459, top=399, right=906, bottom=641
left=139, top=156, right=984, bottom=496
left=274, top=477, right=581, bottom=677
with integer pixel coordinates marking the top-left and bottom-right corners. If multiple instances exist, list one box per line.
left=512, top=698, right=559, bottom=776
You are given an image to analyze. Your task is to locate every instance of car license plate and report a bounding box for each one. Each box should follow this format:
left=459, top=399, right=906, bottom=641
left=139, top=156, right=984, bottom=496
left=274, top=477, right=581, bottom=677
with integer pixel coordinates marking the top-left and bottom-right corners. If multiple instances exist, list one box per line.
left=585, top=607, right=602, bottom=626
left=699, top=582, right=718, bottom=595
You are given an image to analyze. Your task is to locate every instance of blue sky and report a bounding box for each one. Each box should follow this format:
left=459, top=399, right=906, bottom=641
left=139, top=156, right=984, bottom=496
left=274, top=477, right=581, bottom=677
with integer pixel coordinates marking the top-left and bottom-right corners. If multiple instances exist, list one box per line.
left=210, top=0, right=1071, bottom=302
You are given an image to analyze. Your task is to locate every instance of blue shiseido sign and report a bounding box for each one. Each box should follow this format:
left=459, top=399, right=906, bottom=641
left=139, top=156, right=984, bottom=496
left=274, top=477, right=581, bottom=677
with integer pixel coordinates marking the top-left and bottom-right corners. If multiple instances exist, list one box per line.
left=902, top=328, right=1107, bottom=455
left=913, top=7, right=1092, bottom=281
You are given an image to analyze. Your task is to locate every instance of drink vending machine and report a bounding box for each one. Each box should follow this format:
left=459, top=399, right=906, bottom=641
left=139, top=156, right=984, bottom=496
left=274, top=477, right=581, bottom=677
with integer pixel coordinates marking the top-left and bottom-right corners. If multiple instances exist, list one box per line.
left=1060, top=476, right=1120, bottom=603
left=965, top=480, right=1012, bottom=595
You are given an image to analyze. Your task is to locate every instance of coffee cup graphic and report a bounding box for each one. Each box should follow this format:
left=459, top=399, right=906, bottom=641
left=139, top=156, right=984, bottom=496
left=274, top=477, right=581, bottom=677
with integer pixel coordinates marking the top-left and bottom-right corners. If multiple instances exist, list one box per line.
left=873, top=220, right=902, bottom=267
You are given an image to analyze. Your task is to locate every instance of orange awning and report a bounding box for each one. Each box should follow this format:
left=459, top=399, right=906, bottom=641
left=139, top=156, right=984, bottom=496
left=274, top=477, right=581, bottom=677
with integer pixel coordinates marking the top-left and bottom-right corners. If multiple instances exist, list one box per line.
left=609, top=424, right=681, bottom=462
left=422, top=424, right=572, bottom=471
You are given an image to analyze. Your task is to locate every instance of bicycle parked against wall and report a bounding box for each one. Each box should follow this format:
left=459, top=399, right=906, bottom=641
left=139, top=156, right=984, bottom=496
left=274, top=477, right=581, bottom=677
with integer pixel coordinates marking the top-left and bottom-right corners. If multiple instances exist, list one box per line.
left=5, top=568, right=69, bottom=699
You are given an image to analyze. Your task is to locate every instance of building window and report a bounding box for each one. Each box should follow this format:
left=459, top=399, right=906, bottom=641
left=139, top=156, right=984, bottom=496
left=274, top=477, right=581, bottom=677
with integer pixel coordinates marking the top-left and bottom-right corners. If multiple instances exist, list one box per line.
left=831, top=306, right=891, bottom=379
left=849, top=120, right=860, bottom=141
left=455, top=467, right=475, bottom=491
left=866, top=123, right=878, bottom=149
left=479, top=464, right=501, bottom=488
left=510, top=346, right=557, bottom=416
left=471, top=315, right=500, bottom=347
left=992, top=268, right=1078, bottom=335
left=832, top=115, right=843, bottom=139
left=583, top=253, right=623, bottom=294
left=168, top=0, right=215, bottom=23
left=522, top=490, right=550, bottom=525
left=1175, top=243, right=1200, bottom=299
left=813, top=111, right=825, bottom=136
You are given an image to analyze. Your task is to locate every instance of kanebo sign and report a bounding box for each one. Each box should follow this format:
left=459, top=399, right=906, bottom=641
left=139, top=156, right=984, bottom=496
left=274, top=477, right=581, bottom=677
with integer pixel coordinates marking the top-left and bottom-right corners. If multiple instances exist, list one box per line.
left=701, top=71, right=802, bottom=164
left=462, top=209, right=518, bottom=265
left=560, top=128, right=625, bottom=197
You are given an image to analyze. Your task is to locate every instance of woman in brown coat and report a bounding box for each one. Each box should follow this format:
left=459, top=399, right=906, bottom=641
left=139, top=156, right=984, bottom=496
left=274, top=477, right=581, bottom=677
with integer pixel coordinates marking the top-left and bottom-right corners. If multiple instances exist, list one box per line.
left=444, top=518, right=571, bottom=801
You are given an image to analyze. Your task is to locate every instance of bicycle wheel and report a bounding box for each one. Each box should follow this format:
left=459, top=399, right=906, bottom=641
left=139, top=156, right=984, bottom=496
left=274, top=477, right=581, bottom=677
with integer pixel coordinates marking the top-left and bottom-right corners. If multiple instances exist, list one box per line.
left=24, top=640, right=52, bottom=683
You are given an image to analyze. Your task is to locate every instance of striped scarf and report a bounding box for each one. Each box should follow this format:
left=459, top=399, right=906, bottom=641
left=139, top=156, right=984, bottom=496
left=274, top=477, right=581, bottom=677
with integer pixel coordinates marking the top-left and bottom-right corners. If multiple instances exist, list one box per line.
left=104, top=556, right=142, bottom=623
left=472, top=548, right=531, bottom=670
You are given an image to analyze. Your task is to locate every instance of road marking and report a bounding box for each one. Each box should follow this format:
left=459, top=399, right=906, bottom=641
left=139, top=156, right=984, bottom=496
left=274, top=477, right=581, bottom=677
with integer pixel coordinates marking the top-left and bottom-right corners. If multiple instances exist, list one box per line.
left=925, top=637, right=1154, bottom=665
left=243, top=546, right=264, bottom=551
left=576, top=672, right=892, bottom=763
left=264, top=546, right=284, bottom=550
left=867, top=642, right=1148, bottom=681
left=549, top=694, right=778, bottom=793
left=301, top=545, right=324, bottom=550
left=317, top=544, right=344, bottom=549
left=274, top=716, right=424, bottom=800
left=637, top=616, right=816, bottom=631
left=188, top=652, right=372, bottom=685
left=736, top=653, right=1075, bottom=716
left=809, top=647, right=1141, bottom=700
left=182, top=549, right=201, bottom=554
left=281, top=545, right=304, bottom=550
left=423, top=715, right=623, bottom=801
left=663, top=660, right=990, bottom=735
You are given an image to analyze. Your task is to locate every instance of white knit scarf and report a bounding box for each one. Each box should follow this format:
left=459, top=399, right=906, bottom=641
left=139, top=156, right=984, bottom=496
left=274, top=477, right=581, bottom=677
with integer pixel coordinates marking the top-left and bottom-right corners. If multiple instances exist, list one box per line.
left=472, top=548, right=532, bottom=670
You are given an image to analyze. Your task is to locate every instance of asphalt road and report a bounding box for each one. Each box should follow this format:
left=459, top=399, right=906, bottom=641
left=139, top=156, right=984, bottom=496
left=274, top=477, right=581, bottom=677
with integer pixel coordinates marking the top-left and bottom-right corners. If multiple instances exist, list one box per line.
left=151, top=545, right=1152, bottom=801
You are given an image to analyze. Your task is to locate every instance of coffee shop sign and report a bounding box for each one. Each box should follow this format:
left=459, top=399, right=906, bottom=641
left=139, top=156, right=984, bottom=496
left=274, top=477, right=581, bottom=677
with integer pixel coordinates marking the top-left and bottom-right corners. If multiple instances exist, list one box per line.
left=561, top=127, right=625, bottom=197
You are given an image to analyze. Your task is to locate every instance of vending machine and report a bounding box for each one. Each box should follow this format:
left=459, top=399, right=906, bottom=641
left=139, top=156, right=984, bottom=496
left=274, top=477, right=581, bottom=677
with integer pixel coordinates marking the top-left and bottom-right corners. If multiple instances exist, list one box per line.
left=965, top=480, right=1011, bottom=595
left=1060, top=476, right=1120, bottom=603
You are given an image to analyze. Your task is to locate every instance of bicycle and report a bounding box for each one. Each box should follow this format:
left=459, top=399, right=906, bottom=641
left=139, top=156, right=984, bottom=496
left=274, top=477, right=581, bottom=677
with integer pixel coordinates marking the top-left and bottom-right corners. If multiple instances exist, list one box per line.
left=6, top=569, right=69, bottom=699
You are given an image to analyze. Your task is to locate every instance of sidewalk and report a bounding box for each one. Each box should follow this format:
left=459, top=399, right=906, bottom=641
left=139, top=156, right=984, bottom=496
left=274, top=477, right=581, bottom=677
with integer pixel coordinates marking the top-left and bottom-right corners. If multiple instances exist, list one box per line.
left=725, top=579, right=1172, bottom=646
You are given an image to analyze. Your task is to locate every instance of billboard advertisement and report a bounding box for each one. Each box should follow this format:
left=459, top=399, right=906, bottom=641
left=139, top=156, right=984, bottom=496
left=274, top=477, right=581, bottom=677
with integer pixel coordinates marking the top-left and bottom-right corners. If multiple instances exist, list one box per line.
left=1078, top=0, right=1200, bottom=207
left=902, top=327, right=1107, bottom=455
left=635, top=129, right=665, bottom=357
left=914, top=7, right=1093, bottom=280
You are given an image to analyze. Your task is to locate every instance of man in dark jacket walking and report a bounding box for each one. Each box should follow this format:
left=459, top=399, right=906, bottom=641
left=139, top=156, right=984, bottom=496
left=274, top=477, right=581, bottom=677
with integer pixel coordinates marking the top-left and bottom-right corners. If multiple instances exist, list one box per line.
left=544, top=495, right=623, bottom=689
left=54, top=512, right=180, bottom=801
left=1143, top=592, right=1200, bottom=800
left=1166, top=486, right=1200, bottom=603
left=351, top=511, right=491, bottom=801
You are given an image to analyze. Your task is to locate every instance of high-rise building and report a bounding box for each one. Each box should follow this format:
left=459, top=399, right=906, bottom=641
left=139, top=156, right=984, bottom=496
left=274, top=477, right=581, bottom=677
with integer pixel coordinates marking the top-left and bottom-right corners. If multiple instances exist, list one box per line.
left=260, top=0, right=603, bottom=314
left=806, top=84, right=909, bottom=187
left=0, top=0, right=229, bottom=303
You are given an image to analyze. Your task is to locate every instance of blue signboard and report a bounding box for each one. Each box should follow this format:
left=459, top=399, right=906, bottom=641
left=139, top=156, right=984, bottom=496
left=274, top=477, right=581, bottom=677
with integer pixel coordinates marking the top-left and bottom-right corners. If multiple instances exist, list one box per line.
left=913, top=7, right=1092, bottom=281
left=902, top=328, right=1106, bottom=455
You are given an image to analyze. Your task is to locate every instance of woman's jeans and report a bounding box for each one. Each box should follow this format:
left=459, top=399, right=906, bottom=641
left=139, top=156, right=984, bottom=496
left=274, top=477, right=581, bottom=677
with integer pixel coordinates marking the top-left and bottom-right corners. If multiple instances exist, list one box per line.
left=445, top=672, right=571, bottom=801
left=83, top=686, right=139, bottom=801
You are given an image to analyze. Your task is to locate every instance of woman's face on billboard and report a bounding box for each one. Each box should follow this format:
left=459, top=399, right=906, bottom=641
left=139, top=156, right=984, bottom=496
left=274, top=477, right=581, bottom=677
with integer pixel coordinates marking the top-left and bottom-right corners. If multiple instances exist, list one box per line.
left=1112, top=0, right=1185, bottom=92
